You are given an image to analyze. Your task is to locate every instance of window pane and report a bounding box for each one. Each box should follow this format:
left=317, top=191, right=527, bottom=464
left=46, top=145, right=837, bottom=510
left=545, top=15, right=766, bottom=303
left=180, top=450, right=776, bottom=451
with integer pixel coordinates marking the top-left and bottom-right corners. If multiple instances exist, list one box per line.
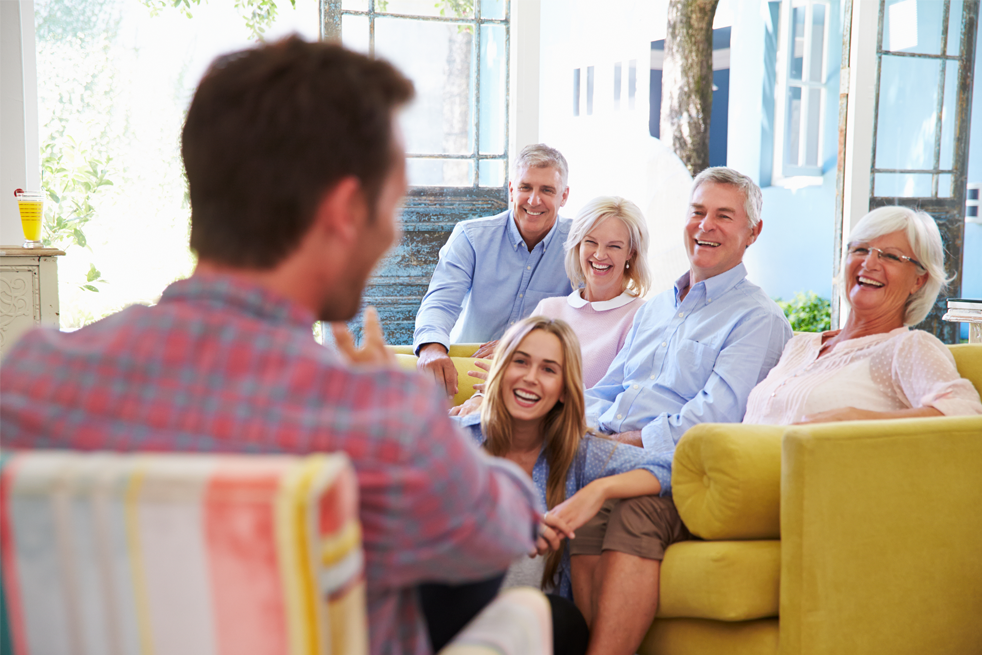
left=628, top=59, right=637, bottom=109
left=342, top=0, right=368, bottom=10
left=479, top=24, right=505, bottom=155
left=938, top=173, right=953, bottom=197
left=341, top=14, right=370, bottom=54
left=614, top=62, right=622, bottom=110
left=377, top=18, right=474, bottom=155
left=481, top=0, right=506, bottom=20
left=948, top=0, right=964, bottom=56
left=805, top=87, right=822, bottom=166
left=573, top=68, right=580, bottom=116
left=874, top=173, right=933, bottom=197
left=939, top=61, right=959, bottom=170
left=787, top=86, right=802, bottom=165
left=809, top=3, right=825, bottom=83
left=479, top=159, right=505, bottom=187
left=34, top=0, right=319, bottom=328
left=383, top=0, right=470, bottom=19
left=587, top=66, right=595, bottom=115
left=875, top=55, right=940, bottom=170
left=883, top=0, right=944, bottom=55
left=407, top=158, right=474, bottom=186
left=790, top=5, right=805, bottom=81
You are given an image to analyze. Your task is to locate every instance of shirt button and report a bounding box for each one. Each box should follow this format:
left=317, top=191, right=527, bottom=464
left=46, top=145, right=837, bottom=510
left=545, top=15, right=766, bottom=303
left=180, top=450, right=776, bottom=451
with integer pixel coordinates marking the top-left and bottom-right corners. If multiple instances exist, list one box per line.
left=707, top=298, right=712, bottom=302
left=633, top=384, right=639, bottom=389
left=650, top=375, right=655, bottom=379
left=662, top=342, right=667, bottom=347
left=519, top=293, right=523, bottom=298
left=527, top=265, right=531, bottom=270
left=616, top=414, right=623, bottom=419
left=678, top=312, right=684, bottom=317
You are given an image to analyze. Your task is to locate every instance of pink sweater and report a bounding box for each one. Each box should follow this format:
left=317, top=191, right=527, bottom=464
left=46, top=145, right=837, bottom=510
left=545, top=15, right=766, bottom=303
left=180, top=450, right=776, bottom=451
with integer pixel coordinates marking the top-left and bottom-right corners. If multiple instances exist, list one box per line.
left=532, top=291, right=645, bottom=389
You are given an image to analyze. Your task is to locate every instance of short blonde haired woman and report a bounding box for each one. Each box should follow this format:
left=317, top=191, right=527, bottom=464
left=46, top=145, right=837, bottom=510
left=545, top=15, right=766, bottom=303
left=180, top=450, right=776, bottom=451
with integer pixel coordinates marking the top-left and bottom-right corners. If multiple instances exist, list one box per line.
left=530, top=196, right=651, bottom=388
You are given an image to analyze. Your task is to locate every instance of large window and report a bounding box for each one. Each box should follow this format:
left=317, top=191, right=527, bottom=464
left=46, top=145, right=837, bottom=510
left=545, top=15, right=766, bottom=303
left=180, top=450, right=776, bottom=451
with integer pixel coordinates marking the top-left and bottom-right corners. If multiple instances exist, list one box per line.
left=774, top=0, right=831, bottom=178
left=327, top=0, right=509, bottom=188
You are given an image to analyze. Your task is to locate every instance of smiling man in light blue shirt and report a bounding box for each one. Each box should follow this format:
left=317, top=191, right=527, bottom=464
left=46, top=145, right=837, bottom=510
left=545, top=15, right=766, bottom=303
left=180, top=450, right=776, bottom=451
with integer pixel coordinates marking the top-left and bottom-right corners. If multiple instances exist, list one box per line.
left=586, top=167, right=793, bottom=452
left=414, top=144, right=574, bottom=396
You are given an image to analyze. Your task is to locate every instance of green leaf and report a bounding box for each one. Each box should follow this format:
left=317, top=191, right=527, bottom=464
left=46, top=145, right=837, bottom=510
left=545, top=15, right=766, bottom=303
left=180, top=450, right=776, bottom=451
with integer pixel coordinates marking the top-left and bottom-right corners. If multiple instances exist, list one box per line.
left=86, top=263, right=102, bottom=282
left=72, top=228, right=87, bottom=248
left=81, top=284, right=100, bottom=292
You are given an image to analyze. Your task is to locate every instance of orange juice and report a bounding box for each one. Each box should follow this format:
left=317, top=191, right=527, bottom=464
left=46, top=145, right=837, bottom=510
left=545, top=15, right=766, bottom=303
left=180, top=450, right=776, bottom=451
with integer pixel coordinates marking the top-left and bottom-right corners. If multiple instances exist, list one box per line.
left=15, top=193, right=44, bottom=244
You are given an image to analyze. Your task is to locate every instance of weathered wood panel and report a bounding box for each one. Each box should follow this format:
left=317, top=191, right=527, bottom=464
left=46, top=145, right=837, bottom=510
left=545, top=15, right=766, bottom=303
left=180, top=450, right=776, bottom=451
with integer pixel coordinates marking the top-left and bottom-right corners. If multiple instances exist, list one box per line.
left=351, top=186, right=509, bottom=345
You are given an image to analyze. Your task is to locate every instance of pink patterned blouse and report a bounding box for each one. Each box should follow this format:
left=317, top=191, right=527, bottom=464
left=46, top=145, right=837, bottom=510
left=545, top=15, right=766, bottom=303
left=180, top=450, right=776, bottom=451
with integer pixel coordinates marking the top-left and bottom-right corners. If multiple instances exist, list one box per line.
left=743, top=327, right=982, bottom=425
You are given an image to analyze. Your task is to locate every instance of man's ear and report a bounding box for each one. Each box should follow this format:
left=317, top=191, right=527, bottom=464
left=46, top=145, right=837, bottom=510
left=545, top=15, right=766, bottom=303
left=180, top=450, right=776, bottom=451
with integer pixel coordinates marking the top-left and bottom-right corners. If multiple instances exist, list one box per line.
left=560, top=185, right=570, bottom=207
left=311, top=176, right=367, bottom=245
left=748, top=218, right=763, bottom=246
left=507, top=179, right=515, bottom=203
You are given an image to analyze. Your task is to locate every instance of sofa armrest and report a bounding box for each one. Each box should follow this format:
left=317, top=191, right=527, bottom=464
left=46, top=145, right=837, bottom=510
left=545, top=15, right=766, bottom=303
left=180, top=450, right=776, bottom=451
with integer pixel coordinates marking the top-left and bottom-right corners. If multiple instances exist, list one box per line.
left=779, top=415, right=982, bottom=655
left=672, top=423, right=785, bottom=540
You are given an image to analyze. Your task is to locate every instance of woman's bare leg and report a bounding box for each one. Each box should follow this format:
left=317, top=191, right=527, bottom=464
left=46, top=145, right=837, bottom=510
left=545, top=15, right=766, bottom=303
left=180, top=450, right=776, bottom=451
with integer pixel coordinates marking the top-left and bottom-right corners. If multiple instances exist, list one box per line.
left=570, top=554, right=601, bottom=625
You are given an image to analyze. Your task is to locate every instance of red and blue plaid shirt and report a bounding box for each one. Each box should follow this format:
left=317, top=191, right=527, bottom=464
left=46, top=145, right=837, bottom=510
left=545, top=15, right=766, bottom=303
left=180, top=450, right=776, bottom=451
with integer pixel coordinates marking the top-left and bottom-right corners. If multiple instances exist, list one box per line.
left=0, top=273, right=541, bottom=655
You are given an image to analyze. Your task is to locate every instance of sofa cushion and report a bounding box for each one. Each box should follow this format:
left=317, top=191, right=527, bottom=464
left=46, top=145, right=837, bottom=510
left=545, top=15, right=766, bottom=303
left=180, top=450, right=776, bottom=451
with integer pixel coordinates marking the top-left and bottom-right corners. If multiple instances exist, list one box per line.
left=394, top=354, right=483, bottom=407
left=639, top=617, right=778, bottom=655
left=658, top=540, right=780, bottom=621
left=672, top=424, right=784, bottom=540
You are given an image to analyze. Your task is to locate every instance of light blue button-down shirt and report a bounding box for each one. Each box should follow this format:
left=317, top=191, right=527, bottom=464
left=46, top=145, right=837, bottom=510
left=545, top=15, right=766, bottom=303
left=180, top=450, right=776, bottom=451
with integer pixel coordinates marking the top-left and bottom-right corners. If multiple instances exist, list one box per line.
left=413, top=210, right=573, bottom=352
left=585, top=263, right=792, bottom=452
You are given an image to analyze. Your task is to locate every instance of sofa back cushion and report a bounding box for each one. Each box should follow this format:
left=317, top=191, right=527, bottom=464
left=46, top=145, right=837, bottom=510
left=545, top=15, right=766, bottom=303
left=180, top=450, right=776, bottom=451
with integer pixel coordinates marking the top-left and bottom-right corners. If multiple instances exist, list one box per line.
left=949, top=344, right=982, bottom=395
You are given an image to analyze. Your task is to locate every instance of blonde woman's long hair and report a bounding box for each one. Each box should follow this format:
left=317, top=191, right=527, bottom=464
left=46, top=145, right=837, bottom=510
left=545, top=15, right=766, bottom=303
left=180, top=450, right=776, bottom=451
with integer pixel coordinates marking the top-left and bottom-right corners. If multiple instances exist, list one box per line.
left=480, top=316, right=587, bottom=588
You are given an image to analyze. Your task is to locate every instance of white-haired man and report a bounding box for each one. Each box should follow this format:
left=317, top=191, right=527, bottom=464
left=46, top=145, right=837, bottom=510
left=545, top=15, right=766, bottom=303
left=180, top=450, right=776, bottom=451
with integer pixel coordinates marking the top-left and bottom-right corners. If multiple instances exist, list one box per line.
left=414, top=144, right=574, bottom=396
left=573, top=167, right=793, bottom=655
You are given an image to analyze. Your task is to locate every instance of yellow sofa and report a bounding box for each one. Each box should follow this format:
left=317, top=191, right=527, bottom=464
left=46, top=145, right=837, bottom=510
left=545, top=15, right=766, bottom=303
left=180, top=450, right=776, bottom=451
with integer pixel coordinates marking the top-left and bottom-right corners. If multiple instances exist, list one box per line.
left=388, top=344, right=485, bottom=407
left=640, top=344, right=982, bottom=655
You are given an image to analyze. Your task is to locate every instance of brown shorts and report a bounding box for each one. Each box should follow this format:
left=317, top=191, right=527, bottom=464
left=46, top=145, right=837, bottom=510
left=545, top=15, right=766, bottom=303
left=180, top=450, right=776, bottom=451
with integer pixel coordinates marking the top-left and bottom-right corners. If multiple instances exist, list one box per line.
left=568, top=495, right=691, bottom=561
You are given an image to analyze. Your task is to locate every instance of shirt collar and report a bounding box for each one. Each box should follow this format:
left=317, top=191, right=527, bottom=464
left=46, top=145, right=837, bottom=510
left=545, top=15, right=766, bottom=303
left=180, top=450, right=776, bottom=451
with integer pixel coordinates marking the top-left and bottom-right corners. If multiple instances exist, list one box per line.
left=674, top=262, right=748, bottom=305
left=567, top=289, right=638, bottom=310
left=506, top=209, right=566, bottom=253
left=160, top=272, right=316, bottom=330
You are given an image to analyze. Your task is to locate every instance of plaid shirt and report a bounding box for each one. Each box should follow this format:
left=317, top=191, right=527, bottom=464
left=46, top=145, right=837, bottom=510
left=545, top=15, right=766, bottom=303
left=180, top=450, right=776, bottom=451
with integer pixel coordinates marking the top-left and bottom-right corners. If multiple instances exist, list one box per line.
left=0, top=273, right=541, bottom=655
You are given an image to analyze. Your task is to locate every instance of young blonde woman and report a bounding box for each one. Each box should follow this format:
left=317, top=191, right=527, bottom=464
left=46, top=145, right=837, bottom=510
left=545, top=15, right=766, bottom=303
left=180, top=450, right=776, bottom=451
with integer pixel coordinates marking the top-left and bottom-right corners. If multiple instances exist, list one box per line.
left=454, top=316, right=673, bottom=655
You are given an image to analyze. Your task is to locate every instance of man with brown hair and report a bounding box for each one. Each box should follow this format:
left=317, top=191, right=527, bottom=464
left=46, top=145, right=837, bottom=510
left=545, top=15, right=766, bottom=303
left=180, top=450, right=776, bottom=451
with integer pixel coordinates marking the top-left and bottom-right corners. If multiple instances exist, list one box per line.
left=0, top=37, right=541, bottom=655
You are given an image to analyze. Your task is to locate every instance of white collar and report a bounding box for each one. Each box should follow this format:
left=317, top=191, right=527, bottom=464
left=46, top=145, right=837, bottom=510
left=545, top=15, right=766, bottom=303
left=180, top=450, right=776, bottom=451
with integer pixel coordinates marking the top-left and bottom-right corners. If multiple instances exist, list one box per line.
left=567, top=289, right=638, bottom=311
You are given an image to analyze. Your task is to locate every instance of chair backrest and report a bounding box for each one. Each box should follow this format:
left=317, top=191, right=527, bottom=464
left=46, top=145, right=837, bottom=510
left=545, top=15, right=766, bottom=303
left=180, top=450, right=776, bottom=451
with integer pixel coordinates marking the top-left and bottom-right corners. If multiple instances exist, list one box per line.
left=0, top=450, right=366, bottom=655
left=949, top=344, right=982, bottom=396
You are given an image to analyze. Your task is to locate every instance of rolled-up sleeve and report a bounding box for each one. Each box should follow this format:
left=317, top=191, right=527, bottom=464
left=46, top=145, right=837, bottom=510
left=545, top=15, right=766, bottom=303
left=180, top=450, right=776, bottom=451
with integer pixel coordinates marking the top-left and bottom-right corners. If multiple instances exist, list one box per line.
left=413, top=224, right=476, bottom=354
left=576, top=434, right=674, bottom=496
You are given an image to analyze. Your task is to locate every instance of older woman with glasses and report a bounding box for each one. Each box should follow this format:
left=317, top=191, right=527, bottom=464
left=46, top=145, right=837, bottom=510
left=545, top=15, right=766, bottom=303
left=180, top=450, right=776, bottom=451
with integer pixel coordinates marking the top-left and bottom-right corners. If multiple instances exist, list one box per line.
left=743, top=205, right=982, bottom=424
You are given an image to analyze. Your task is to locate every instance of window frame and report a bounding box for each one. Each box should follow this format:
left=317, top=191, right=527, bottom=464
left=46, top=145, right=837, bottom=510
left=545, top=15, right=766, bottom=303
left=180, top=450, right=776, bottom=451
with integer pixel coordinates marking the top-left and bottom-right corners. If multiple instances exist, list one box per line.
left=322, top=0, right=510, bottom=189
left=773, top=0, right=832, bottom=182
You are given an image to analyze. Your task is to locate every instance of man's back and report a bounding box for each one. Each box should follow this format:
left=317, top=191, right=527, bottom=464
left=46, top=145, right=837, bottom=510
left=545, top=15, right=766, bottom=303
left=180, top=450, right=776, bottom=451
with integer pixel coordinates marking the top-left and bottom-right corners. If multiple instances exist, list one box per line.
left=0, top=273, right=539, bottom=655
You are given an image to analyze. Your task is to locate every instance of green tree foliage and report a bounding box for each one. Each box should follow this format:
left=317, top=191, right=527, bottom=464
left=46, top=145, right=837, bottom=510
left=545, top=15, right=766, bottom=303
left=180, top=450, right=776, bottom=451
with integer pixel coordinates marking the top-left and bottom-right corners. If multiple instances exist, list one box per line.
left=140, top=0, right=296, bottom=40
left=776, top=291, right=831, bottom=333
left=40, top=135, right=113, bottom=292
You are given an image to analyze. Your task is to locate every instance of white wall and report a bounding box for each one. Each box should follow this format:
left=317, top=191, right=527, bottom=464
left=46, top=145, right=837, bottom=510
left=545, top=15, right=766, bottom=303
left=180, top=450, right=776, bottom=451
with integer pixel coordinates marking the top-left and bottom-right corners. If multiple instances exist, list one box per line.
left=1, top=0, right=39, bottom=246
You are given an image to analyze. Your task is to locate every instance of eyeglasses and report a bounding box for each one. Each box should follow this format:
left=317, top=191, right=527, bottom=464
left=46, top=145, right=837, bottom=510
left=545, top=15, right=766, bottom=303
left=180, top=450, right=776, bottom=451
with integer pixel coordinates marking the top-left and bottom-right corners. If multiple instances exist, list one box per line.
left=847, top=244, right=924, bottom=270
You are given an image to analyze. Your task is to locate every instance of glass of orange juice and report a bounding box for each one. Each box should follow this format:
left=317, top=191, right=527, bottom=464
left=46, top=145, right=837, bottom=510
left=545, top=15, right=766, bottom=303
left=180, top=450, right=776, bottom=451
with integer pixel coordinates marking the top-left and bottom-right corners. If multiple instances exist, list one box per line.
left=14, top=190, right=44, bottom=248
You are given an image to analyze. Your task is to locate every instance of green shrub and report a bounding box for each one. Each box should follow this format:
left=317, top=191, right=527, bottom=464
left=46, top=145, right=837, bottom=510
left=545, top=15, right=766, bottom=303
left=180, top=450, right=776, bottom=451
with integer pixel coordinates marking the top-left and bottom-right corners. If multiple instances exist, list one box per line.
left=776, top=291, right=831, bottom=333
